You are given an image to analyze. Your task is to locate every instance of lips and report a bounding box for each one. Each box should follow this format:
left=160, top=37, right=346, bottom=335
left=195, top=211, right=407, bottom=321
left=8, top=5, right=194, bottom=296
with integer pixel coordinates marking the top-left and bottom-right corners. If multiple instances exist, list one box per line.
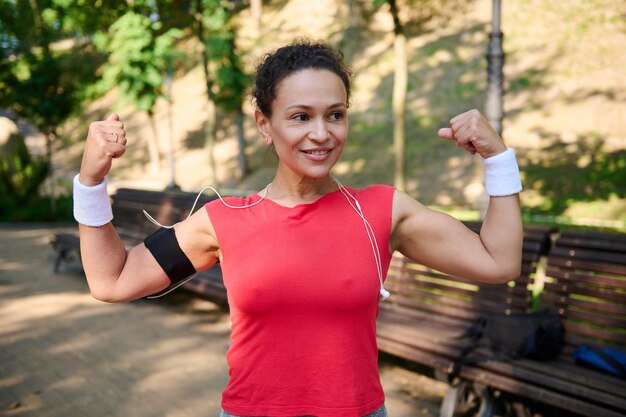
left=302, top=149, right=331, bottom=155
left=301, top=148, right=333, bottom=161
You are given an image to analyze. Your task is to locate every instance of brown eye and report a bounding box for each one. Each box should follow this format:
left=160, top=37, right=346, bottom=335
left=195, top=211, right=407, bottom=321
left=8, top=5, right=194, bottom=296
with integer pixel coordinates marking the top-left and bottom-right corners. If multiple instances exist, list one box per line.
left=329, top=112, right=344, bottom=121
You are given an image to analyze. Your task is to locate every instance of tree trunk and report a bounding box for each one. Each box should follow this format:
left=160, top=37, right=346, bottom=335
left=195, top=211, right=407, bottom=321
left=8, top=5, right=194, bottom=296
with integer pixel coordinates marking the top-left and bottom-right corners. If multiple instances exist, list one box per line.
left=250, top=0, right=262, bottom=35
left=205, top=98, right=218, bottom=184
left=195, top=0, right=218, bottom=184
left=235, top=107, right=248, bottom=179
left=389, top=0, right=408, bottom=192
left=146, top=111, right=162, bottom=176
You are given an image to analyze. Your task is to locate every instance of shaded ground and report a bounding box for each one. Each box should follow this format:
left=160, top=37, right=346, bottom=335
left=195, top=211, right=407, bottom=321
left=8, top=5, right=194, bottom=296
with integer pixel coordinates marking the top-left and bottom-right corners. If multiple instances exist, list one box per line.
left=0, top=224, right=447, bottom=417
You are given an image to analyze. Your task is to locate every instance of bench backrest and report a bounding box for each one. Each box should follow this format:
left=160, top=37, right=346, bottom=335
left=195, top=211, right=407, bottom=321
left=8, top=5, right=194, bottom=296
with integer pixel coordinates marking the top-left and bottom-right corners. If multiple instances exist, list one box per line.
left=541, top=230, right=626, bottom=353
left=383, top=223, right=556, bottom=329
left=111, top=188, right=219, bottom=241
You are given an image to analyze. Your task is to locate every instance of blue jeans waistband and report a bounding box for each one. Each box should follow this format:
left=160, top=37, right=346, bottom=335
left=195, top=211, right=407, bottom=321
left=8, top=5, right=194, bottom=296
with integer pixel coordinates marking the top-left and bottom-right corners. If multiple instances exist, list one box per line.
left=219, top=403, right=388, bottom=417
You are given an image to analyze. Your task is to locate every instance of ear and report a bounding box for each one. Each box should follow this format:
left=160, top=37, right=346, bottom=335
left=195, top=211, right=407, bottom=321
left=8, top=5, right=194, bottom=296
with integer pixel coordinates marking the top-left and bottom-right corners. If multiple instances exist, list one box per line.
left=254, top=109, right=272, bottom=144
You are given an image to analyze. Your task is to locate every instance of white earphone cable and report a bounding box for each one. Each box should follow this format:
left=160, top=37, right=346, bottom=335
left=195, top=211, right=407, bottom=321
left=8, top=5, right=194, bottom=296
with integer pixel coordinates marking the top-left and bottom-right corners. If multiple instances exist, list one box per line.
left=143, top=184, right=271, bottom=229
left=334, top=178, right=389, bottom=300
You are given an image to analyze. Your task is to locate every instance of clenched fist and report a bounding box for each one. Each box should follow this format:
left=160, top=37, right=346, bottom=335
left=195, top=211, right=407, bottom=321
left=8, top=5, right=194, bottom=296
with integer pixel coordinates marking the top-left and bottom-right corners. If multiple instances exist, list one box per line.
left=78, top=113, right=127, bottom=186
left=437, top=109, right=507, bottom=159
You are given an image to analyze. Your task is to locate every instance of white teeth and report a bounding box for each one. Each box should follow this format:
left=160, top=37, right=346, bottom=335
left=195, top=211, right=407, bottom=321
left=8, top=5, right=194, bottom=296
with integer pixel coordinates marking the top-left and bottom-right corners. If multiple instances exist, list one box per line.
left=305, top=150, right=330, bottom=155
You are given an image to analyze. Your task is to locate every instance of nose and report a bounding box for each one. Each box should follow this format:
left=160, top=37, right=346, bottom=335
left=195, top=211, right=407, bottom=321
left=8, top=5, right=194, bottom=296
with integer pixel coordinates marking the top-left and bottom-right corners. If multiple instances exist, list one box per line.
left=309, top=118, right=329, bottom=142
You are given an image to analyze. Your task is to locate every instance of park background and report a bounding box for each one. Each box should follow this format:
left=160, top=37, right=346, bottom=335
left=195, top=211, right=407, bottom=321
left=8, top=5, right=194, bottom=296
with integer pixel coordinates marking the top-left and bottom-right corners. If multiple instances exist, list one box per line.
left=1, top=0, right=625, bottom=230
left=1, top=2, right=625, bottom=416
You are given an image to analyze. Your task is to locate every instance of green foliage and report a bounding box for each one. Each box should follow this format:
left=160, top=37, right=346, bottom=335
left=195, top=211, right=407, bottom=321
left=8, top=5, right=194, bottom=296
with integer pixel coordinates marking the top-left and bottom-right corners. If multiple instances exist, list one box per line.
left=96, top=11, right=183, bottom=113
left=12, top=52, right=76, bottom=136
left=212, top=40, right=249, bottom=111
left=0, top=0, right=104, bottom=138
left=51, top=0, right=130, bottom=35
left=197, top=0, right=249, bottom=110
left=0, top=50, right=17, bottom=109
left=0, top=133, right=53, bottom=221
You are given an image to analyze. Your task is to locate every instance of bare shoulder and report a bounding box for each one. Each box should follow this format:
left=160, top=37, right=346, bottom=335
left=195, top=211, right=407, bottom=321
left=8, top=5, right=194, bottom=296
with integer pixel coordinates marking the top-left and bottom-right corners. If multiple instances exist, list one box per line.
left=173, top=206, right=221, bottom=270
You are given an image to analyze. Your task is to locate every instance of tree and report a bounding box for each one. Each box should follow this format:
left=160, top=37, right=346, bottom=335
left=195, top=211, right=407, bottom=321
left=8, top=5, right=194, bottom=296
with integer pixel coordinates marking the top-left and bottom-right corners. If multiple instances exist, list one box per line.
left=194, top=0, right=249, bottom=183
left=13, top=53, right=76, bottom=164
left=0, top=129, right=50, bottom=220
left=374, top=0, right=408, bottom=191
left=250, top=0, right=262, bottom=35
left=388, top=0, right=408, bottom=192
left=214, top=24, right=250, bottom=180
left=374, top=0, right=467, bottom=193
left=95, top=10, right=183, bottom=175
left=1, top=0, right=80, bottom=210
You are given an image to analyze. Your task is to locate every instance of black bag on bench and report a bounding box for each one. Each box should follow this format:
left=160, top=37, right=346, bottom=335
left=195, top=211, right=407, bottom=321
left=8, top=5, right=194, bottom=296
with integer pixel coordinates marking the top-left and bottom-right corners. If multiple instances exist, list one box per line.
left=449, top=309, right=564, bottom=381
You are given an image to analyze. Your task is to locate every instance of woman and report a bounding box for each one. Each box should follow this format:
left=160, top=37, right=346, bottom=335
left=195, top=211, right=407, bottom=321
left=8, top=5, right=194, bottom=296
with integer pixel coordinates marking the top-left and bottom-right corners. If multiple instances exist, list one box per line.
left=74, top=40, right=522, bottom=417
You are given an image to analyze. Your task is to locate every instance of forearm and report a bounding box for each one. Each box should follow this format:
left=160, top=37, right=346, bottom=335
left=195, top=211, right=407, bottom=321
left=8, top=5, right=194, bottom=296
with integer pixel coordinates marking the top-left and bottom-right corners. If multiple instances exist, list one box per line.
left=479, top=194, right=523, bottom=281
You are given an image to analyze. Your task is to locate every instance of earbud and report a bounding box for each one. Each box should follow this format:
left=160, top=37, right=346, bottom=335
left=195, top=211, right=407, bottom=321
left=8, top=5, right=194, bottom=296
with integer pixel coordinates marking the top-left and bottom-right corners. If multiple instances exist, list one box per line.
left=379, top=288, right=390, bottom=301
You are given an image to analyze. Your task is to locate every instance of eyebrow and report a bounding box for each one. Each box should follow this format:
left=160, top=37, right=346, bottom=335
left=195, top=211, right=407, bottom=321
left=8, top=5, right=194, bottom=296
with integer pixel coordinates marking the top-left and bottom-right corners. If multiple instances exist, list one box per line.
left=285, top=103, right=346, bottom=111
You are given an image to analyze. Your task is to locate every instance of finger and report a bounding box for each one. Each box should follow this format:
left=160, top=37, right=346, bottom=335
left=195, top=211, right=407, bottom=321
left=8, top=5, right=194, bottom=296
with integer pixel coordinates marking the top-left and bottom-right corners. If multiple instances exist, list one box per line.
left=102, top=120, right=124, bottom=130
left=454, top=139, right=476, bottom=153
left=461, top=142, right=477, bottom=154
left=106, top=113, right=120, bottom=121
left=437, top=127, right=455, bottom=140
left=108, top=130, right=127, bottom=145
left=453, top=123, right=477, bottom=146
left=111, top=146, right=127, bottom=158
left=449, top=111, right=470, bottom=126
left=105, top=143, right=126, bottom=158
left=115, top=133, right=128, bottom=146
left=96, top=131, right=119, bottom=145
left=96, top=129, right=127, bottom=145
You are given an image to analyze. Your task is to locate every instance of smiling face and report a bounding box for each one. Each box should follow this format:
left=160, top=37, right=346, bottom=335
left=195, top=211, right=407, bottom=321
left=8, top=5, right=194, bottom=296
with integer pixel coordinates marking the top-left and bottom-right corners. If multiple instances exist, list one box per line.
left=256, top=69, right=349, bottom=181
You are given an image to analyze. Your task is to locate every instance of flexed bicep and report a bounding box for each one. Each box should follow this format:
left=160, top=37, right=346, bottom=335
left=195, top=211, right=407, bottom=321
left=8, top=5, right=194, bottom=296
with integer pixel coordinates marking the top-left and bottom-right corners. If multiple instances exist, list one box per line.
left=391, top=190, right=514, bottom=284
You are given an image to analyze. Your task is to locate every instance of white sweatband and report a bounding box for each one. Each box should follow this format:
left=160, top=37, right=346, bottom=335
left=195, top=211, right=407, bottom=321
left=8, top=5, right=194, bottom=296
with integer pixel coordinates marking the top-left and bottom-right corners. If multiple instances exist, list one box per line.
left=73, top=174, right=113, bottom=227
left=483, top=148, right=523, bottom=196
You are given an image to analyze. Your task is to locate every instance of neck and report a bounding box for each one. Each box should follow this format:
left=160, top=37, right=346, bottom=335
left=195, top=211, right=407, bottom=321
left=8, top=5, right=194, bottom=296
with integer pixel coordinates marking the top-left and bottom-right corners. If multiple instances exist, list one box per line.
left=267, top=172, right=338, bottom=205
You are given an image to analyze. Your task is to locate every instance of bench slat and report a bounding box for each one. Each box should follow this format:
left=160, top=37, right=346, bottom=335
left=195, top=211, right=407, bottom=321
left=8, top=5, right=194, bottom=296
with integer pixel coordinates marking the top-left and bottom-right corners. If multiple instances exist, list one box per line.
left=545, top=266, right=626, bottom=289
left=541, top=291, right=626, bottom=315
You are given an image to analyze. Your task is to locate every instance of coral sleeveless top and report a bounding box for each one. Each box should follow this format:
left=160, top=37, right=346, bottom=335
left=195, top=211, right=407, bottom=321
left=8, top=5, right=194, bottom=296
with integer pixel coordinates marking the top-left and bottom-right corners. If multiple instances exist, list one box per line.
left=204, top=184, right=395, bottom=417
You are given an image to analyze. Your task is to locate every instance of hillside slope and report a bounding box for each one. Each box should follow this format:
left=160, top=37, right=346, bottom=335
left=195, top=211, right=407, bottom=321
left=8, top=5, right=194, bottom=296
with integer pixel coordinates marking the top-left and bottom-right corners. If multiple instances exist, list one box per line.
left=55, top=0, right=626, bottom=227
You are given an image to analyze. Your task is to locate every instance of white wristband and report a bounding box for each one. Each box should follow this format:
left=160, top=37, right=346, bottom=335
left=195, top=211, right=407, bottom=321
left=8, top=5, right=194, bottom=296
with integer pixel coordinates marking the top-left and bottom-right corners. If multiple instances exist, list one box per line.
left=73, top=174, right=113, bottom=227
left=483, top=148, right=523, bottom=197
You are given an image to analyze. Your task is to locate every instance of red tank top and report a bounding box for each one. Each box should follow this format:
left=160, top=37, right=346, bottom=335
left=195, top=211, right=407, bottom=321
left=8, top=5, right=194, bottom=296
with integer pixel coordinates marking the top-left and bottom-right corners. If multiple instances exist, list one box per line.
left=205, top=184, right=395, bottom=417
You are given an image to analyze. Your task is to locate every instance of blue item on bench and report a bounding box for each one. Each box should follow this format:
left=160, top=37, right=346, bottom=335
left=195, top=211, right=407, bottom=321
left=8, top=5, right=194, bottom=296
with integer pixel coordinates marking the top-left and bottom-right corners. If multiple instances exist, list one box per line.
left=573, top=345, right=626, bottom=379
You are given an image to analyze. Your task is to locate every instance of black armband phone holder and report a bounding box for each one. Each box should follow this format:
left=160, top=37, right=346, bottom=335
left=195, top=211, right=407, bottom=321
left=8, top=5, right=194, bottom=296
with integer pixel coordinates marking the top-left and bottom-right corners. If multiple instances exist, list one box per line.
left=144, top=227, right=196, bottom=285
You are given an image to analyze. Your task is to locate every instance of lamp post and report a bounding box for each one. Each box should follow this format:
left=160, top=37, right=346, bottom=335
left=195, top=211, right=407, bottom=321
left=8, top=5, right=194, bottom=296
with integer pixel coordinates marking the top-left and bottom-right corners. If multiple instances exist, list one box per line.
left=477, top=0, right=505, bottom=219
left=486, top=0, right=504, bottom=136
left=164, top=69, right=180, bottom=191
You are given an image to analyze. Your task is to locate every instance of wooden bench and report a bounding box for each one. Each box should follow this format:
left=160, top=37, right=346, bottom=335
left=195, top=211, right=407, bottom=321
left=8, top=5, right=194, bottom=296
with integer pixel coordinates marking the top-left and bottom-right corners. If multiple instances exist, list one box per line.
left=513, top=230, right=626, bottom=417
left=50, top=233, right=81, bottom=273
left=375, top=223, right=557, bottom=416
left=51, top=187, right=229, bottom=305
left=376, top=226, right=626, bottom=417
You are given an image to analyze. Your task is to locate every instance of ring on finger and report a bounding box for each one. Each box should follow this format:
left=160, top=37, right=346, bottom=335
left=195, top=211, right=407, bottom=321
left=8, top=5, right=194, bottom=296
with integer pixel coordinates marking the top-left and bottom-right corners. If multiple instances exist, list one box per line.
left=114, top=133, right=119, bottom=143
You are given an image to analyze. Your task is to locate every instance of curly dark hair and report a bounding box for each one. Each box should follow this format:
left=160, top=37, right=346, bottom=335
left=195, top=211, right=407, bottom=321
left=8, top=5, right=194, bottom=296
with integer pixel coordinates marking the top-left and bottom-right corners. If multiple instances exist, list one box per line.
left=251, top=39, right=352, bottom=117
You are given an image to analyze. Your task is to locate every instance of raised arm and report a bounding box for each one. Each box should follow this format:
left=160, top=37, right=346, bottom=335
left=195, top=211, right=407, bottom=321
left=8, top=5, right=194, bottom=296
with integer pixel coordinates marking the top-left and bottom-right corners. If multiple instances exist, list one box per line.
left=390, top=109, right=523, bottom=283
left=75, top=114, right=219, bottom=302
